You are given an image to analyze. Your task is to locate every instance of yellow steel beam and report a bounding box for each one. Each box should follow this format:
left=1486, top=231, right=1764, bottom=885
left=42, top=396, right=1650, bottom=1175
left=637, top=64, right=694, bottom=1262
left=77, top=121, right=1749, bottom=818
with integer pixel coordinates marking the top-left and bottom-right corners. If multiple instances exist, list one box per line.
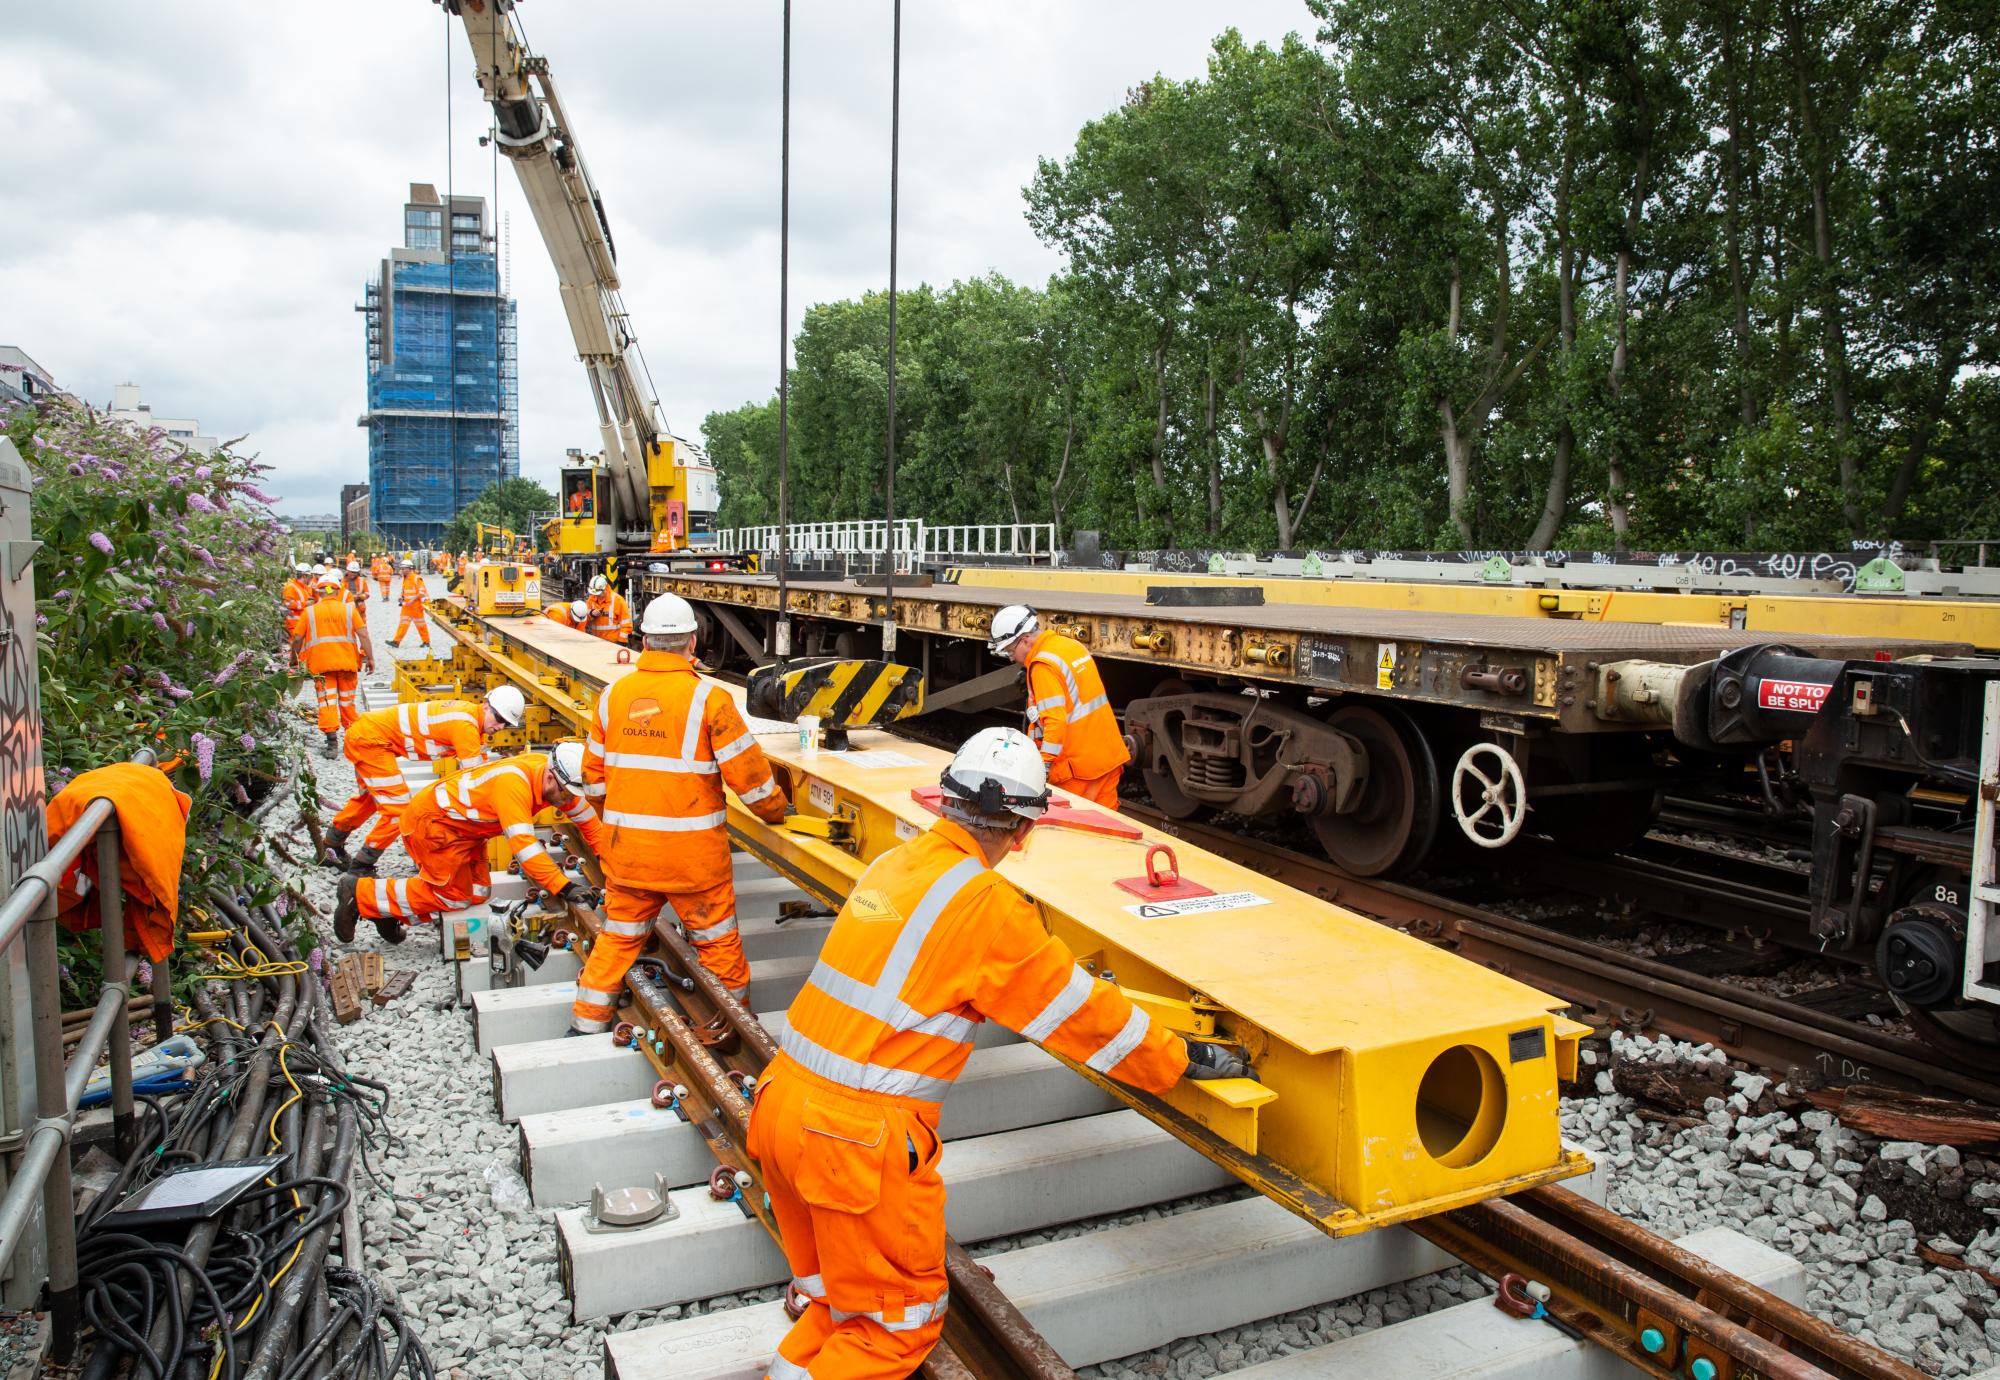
left=422, top=600, right=1594, bottom=1237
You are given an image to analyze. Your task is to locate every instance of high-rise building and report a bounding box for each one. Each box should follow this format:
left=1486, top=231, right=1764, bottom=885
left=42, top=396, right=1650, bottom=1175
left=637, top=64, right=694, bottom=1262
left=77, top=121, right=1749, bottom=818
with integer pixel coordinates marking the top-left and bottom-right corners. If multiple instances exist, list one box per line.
left=358, top=183, right=519, bottom=545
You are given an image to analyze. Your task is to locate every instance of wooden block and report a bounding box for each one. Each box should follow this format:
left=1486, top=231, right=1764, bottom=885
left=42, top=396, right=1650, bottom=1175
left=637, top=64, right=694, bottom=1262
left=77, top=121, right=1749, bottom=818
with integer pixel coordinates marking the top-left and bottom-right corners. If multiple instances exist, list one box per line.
left=359, top=952, right=385, bottom=994
left=372, top=971, right=416, bottom=1007
left=329, top=967, right=365, bottom=1025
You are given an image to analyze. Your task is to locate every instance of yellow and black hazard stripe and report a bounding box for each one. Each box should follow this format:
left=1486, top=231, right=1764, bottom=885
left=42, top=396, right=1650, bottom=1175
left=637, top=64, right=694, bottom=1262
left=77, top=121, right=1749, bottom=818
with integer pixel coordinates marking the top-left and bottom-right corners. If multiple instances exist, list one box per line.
left=748, top=659, right=925, bottom=728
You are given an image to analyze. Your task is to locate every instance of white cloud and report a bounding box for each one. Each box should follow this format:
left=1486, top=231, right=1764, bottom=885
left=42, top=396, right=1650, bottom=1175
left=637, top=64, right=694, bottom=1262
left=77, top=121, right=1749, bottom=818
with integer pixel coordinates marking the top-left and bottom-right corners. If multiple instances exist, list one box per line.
left=1, top=1, right=1309, bottom=515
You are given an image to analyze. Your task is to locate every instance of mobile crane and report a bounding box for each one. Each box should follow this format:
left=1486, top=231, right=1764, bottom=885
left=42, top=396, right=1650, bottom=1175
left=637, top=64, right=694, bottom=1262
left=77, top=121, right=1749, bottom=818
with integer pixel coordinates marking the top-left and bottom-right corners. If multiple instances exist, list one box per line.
left=442, top=0, right=722, bottom=598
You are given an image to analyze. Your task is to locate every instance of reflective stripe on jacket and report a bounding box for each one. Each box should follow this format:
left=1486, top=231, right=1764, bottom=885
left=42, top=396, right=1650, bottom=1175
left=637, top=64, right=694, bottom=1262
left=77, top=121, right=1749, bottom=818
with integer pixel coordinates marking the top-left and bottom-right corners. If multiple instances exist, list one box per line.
left=348, top=698, right=487, bottom=767
left=397, top=573, right=427, bottom=615
left=585, top=591, right=632, bottom=641
left=583, top=650, right=787, bottom=890
left=1024, top=630, right=1128, bottom=780
left=779, top=819, right=1187, bottom=1110
left=427, top=754, right=604, bottom=896
left=299, top=596, right=362, bottom=674
left=282, top=578, right=314, bottom=621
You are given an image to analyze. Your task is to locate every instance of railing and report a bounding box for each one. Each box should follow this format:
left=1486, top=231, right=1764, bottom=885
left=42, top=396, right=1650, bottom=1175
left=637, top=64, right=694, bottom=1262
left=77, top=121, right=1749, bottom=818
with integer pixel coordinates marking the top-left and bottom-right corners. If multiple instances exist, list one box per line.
left=713, top=519, right=1058, bottom=570
left=0, top=749, right=165, bottom=1353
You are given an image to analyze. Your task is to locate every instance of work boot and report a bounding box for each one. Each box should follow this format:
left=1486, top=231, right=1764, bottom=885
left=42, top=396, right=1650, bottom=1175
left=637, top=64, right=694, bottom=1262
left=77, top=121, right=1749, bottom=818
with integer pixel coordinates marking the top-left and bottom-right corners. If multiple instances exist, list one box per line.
left=564, top=1026, right=589, bottom=1038
left=374, top=914, right=407, bottom=945
left=321, top=731, right=339, bottom=759
left=345, top=846, right=384, bottom=877
left=334, top=875, right=360, bottom=944
left=321, top=828, right=350, bottom=868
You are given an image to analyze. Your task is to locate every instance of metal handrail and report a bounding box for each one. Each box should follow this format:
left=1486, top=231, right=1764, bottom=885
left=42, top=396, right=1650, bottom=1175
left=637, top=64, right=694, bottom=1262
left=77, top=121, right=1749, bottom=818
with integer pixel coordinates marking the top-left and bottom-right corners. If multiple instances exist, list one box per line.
left=0, top=747, right=159, bottom=1355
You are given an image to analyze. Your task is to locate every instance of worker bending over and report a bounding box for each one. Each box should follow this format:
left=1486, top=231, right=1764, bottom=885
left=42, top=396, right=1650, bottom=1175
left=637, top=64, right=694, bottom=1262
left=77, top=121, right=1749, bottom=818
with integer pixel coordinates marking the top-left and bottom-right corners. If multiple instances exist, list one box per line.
left=47, top=762, right=192, bottom=966
left=543, top=599, right=590, bottom=631
left=323, top=686, right=525, bottom=876
left=389, top=559, right=431, bottom=650
left=987, top=605, right=1129, bottom=807
left=291, top=573, right=374, bottom=756
left=336, top=745, right=602, bottom=946
left=748, top=728, right=1246, bottom=1380
left=584, top=574, right=632, bottom=643
left=573, top=594, right=787, bottom=1031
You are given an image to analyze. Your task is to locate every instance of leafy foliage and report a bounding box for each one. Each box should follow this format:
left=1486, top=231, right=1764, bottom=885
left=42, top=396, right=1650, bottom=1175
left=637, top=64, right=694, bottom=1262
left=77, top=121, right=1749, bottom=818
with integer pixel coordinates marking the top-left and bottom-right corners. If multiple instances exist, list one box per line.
left=441, top=476, right=557, bottom=553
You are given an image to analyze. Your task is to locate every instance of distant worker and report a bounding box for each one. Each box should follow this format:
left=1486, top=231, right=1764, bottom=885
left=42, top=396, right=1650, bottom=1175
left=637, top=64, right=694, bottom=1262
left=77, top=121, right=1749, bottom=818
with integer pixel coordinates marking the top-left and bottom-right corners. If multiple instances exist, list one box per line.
left=568, top=487, right=589, bottom=518
left=987, top=604, right=1129, bottom=808
left=543, top=599, right=590, bottom=631
left=372, top=553, right=393, bottom=601
left=390, top=559, right=431, bottom=650
left=335, top=745, right=603, bottom=946
left=747, top=729, right=1243, bottom=1380
left=456, top=552, right=472, bottom=590
left=583, top=574, right=632, bottom=643
left=47, top=762, right=192, bottom=966
left=343, top=559, right=367, bottom=604
left=572, top=594, right=787, bottom=1030
left=323, top=685, right=524, bottom=876
left=282, top=560, right=315, bottom=618
left=292, top=573, right=374, bottom=755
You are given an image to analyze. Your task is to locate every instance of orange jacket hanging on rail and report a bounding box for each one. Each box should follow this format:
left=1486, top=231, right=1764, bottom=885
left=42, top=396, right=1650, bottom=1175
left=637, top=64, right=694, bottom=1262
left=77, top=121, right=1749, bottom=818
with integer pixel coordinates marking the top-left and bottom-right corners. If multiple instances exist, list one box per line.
left=47, top=763, right=193, bottom=963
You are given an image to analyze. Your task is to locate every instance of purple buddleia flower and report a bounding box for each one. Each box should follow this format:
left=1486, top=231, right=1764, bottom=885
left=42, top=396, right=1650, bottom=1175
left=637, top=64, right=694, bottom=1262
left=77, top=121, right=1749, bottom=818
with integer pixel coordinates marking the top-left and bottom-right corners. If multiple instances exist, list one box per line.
left=238, top=732, right=256, bottom=750
left=88, top=531, right=114, bottom=554
left=213, top=650, right=252, bottom=686
left=194, top=465, right=211, bottom=480
left=136, top=960, right=153, bottom=986
left=152, top=612, right=169, bottom=631
left=193, top=732, right=215, bottom=782
left=186, top=492, right=216, bottom=513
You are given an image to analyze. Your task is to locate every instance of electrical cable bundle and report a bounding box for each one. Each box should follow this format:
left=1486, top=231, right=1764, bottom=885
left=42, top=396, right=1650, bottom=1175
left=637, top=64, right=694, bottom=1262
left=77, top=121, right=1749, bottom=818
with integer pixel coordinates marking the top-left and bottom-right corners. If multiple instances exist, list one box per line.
left=70, top=892, right=433, bottom=1380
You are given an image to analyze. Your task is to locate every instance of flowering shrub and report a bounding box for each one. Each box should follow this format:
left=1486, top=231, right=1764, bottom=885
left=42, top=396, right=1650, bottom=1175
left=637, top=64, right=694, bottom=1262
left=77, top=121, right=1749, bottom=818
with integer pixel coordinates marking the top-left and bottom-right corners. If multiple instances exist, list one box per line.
left=5, top=397, right=303, bottom=997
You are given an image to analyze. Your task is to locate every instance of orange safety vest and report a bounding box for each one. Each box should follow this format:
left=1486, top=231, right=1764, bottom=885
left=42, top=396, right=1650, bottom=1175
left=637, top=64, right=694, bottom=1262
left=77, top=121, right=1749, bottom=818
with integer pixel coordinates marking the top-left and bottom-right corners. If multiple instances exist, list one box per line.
left=585, top=591, right=631, bottom=641
left=425, top=755, right=603, bottom=896
left=282, top=577, right=314, bottom=621
left=48, top=763, right=192, bottom=964
left=778, top=818, right=1187, bottom=1109
left=397, top=572, right=427, bottom=614
left=349, top=699, right=487, bottom=766
left=583, top=652, right=786, bottom=891
left=543, top=604, right=580, bottom=629
left=298, top=596, right=363, bottom=674
left=1024, top=630, right=1128, bottom=780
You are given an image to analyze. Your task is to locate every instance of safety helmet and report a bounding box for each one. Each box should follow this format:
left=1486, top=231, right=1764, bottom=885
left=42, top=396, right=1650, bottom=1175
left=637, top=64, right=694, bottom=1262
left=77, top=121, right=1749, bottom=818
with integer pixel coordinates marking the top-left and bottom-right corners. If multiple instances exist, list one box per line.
left=399, top=558, right=413, bottom=569
left=939, top=727, right=1050, bottom=823
left=293, top=561, right=311, bottom=575
left=346, top=560, right=360, bottom=572
left=987, top=604, right=1038, bottom=655
left=484, top=685, right=527, bottom=728
left=640, top=593, right=698, bottom=636
left=317, top=573, right=343, bottom=591
left=548, top=741, right=587, bottom=792
left=569, top=600, right=588, bottom=621
left=588, top=574, right=609, bottom=596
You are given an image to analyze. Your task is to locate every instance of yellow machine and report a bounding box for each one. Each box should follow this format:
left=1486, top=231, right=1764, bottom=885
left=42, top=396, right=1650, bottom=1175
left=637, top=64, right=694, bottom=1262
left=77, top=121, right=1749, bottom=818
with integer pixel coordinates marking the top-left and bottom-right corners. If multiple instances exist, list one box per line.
left=469, top=553, right=542, bottom=617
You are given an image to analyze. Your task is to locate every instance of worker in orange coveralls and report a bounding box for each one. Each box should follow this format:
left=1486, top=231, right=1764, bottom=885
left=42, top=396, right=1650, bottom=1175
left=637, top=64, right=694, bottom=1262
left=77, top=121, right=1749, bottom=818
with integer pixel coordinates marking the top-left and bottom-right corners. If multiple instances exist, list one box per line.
left=389, top=560, right=432, bottom=650
left=543, top=599, right=589, bottom=631
left=334, top=746, right=603, bottom=946
left=46, top=763, right=192, bottom=964
left=748, top=728, right=1246, bottom=1380
left=291, top=573, right=375, bottom=756
left=583, top=574, right=632, bottom=643
left=985, top=604, right=1128, bottom=808
left=570, top=594, right=788, bottom=1032
left=371, top=553, right=393, bottom=601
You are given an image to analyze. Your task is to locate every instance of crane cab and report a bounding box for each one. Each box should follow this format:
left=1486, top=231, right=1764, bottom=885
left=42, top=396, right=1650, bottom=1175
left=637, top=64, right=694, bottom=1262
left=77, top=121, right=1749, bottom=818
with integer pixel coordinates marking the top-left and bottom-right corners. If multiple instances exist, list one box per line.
left=555, top=462, right=610, bottom=559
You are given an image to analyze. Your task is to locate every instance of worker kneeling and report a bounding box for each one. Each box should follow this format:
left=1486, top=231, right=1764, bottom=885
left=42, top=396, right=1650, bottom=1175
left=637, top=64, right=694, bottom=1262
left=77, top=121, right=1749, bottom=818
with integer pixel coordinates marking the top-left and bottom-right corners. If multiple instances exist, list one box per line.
left=322, top=685, right=525, bottom=876
left=747, top=728, right=1247, bottom=1380
left=335, top=745, right=603, bottom=947
left=571, top=593, right=788, bottom=1032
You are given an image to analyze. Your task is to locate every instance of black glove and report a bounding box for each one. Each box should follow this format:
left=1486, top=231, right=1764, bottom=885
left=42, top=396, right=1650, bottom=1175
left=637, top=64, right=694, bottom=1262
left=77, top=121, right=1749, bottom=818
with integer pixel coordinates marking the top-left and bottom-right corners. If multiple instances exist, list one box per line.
left=1183, top=1038, right=1252, bottom=1081
left=557, top=883, right=602, bottom=910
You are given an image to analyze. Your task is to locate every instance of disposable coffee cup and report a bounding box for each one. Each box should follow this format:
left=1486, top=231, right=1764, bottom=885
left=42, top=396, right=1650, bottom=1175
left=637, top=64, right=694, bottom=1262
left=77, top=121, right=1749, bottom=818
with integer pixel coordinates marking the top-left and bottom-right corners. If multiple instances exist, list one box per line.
left=799, top=714, right=821, bottom=757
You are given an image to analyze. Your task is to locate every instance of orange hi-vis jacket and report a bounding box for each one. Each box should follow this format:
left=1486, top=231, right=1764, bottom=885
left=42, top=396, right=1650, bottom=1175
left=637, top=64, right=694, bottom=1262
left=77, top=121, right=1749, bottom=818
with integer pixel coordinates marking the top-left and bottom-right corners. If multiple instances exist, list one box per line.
left=584, top=651, right=787, bottom=890
left=424, top=755, right=605, bottom=897
left=48, top=763, right=192, bottom=963
left=585, top=590, right=632, bottom=642
left=396, top=572, right=427, bottom=616
left=297, top=596, right=363, bottom=674
left=776, top=818, right=1188, bottom=1110
left=282, top=576, right=315, bottom=622
left=348, top=699, right=490, bottom=771
left=543, top=603, right=581, bottom=629
left=1024, top=630, right=1128, bottom=782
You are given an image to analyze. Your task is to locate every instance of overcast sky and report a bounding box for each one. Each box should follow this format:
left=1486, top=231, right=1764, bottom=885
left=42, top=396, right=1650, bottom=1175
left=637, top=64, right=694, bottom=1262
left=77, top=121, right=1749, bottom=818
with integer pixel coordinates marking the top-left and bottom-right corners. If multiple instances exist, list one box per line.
left=1, top=2, right=1310, bottom=517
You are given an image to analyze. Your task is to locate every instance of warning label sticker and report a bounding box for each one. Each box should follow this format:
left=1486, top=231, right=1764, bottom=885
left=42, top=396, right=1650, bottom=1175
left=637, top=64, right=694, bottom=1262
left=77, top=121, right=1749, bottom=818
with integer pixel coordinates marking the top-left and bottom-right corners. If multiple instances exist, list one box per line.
left=1757, top=679, right=1832, bottom=713
left=1123, top=891, right=1274, bottom=920
left=1375, top=642, right=1397, bottom=690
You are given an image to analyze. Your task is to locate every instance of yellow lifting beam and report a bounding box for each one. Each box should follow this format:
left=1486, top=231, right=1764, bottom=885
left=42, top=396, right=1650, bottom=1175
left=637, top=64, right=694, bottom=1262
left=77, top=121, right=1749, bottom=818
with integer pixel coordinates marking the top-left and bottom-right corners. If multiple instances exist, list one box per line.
left=414, top=599, right=1594, bottom=1237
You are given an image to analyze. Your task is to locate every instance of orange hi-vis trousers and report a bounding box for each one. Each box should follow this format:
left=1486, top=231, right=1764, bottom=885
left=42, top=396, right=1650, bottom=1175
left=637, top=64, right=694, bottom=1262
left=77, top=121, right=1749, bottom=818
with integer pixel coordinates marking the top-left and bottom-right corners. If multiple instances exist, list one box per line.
left=354, top=799, right=493, bottom=921
left=748, top=1054, right=950, bottom=1380
left=572, top=878, right=741, bottom=1031
left=393, top=612, right=431, bottom=647
left=328, top=733, right=414, bottom=852
left=1053, top=766, right=1121, bottom=809
left=313, top=672, right=359, bottom=732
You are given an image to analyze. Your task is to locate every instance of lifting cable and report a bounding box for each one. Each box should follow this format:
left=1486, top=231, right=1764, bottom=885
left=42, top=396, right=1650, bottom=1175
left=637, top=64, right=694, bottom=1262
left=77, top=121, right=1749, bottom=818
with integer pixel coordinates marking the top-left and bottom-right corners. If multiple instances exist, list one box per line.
left=881, top=0, right=903, bottom=656
left=444, top=10, right=458, bottom=546
left=773, top=0, right=794, bottom=659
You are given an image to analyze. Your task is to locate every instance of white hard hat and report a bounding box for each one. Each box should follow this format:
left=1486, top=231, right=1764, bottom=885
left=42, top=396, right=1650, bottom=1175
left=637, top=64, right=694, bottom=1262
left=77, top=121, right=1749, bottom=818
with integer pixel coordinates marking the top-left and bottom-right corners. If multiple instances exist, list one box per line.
left=317, top=573, right=343, bottom=590
left=548, top=741, right=587, bottom=791
left=988, top=604, right=1038, bottom=655
left=294, top=561, right=311, bottom=574
left=940, top=727, right=1050, bottom=823
left=569, top=600, right=588, bottom=621
left=485, top=685, right=527, bottom=728
left=347, top=560, right=360, bottom=572
left=399, top=558, right=413, bottom=569
left=640, top=593, right=697, bottom=636
left=588, top=575, right=609, bottom=596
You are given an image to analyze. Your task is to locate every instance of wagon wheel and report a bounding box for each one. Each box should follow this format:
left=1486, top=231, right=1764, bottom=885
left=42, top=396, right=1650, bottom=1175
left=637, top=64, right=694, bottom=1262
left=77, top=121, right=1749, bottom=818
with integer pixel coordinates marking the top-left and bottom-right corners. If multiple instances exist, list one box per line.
left=1135, top=678, right=1212, bottom=821
left=1311, top=704, right=1441, bottom=877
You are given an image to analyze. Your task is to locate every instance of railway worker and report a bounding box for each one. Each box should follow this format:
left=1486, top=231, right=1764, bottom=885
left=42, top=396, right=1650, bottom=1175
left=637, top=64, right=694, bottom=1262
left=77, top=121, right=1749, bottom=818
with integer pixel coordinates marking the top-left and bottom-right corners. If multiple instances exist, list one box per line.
left=292, top=572, right=374, bottom=756
left=747, top=727, right=1248, bottom=1380
left=344, top=558, right=368, bottom=604
left=334, top=744, right=603, bottom=946
left=389, top=559, right=432, bottom=650
left=321, top=685, right=526, bottom=876
left=372, top=553, right=394, bottom=601
left=570, top=593, right=788, bottom=1030
left=281, top=562, right=316, bottom=656
left=543, top=599, right=590, bottom=631
left=583, top=574, right=633, bottom=643
left=46, top=761, right=192, bottom=968
left=986, top=604, right=1129, bottom=809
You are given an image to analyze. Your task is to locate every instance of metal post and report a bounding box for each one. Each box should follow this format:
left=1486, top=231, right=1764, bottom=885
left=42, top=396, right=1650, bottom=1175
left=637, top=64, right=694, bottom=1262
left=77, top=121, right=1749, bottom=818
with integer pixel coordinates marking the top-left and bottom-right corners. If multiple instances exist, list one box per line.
left=25, top=896, right=79, bottom=1361
left=151, top=951, right=172, bottom=1047
left=95, top=825, right=136, bottom=1160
